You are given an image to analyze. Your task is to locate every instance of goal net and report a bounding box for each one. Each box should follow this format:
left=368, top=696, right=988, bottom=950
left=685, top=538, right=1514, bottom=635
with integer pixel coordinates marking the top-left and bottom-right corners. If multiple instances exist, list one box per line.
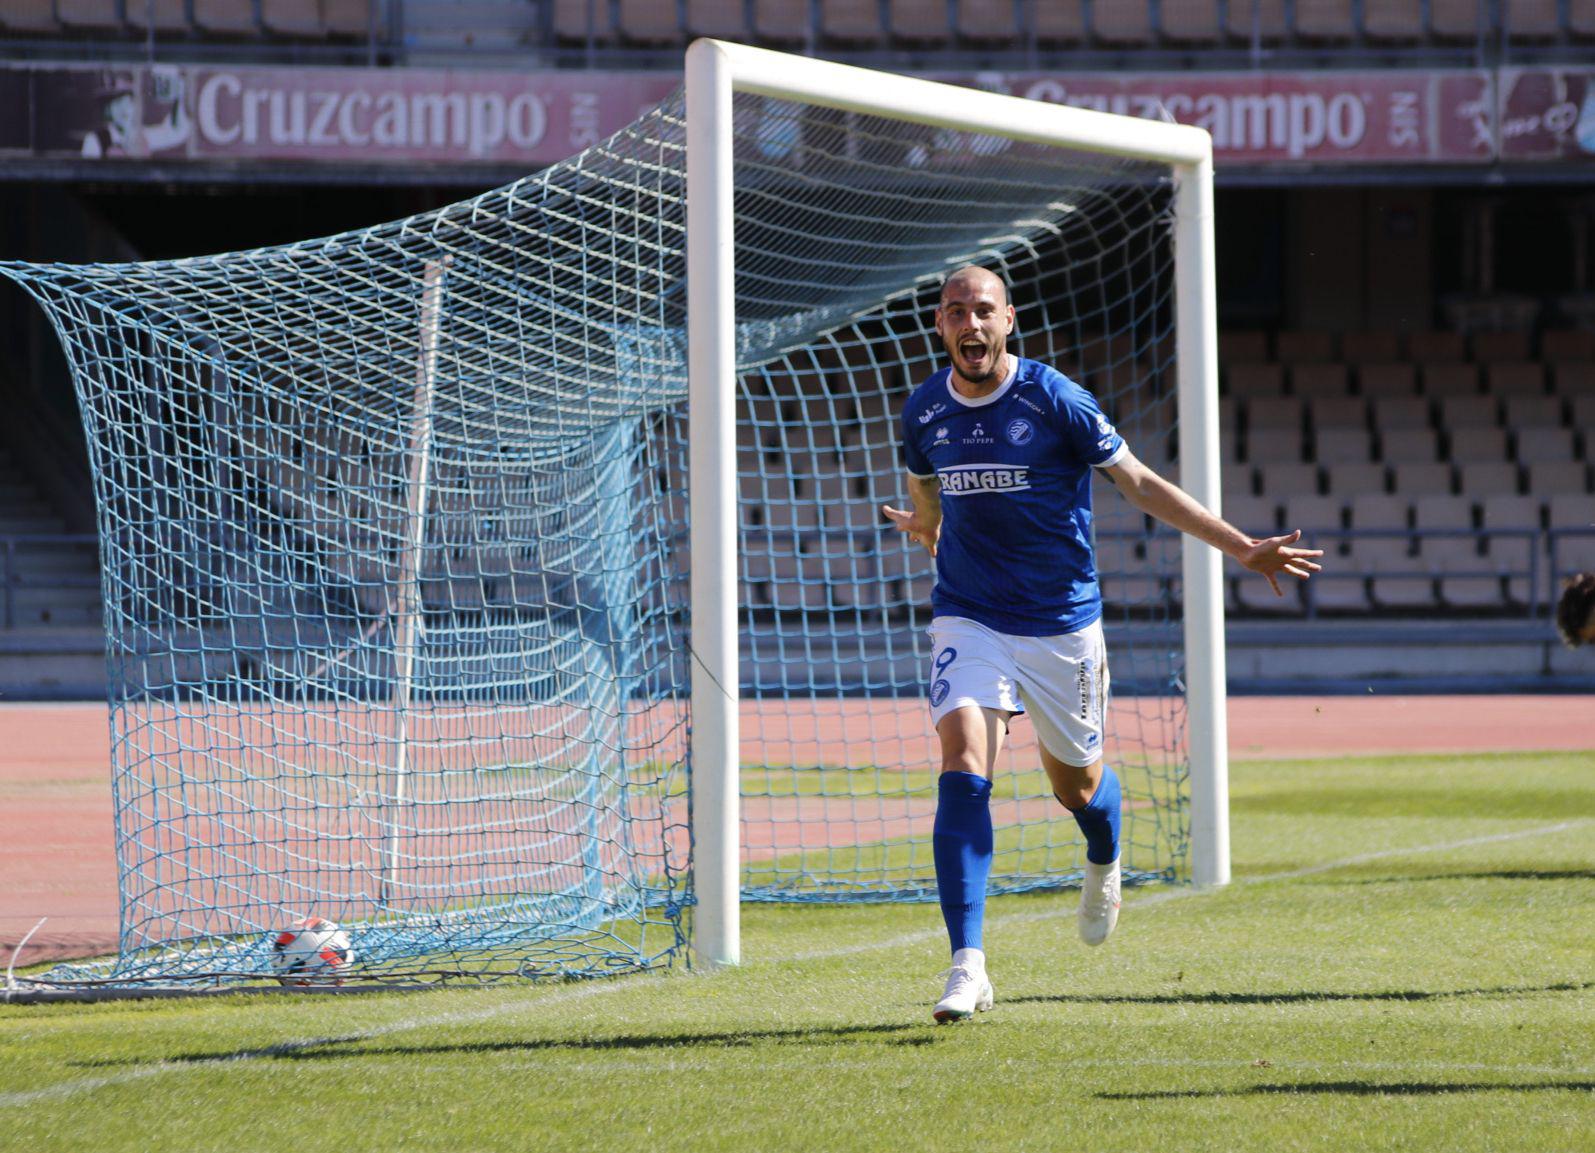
left=2, top=46, right=1218, bottom=989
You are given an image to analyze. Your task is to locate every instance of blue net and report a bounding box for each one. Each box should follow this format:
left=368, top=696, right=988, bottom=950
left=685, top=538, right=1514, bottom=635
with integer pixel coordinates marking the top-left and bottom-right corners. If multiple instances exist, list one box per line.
left=2, top=85, right=1187, bottom=989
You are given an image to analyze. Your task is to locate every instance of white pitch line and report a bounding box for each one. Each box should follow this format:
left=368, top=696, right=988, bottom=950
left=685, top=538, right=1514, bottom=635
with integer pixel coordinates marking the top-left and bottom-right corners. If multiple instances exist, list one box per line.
left=5, top=816, right=1591, bottom=1108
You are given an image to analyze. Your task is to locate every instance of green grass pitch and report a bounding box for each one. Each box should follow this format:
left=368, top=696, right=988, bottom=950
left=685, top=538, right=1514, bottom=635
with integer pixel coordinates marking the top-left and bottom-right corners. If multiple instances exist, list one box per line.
left=3, top=750, right=1593, bottom=1152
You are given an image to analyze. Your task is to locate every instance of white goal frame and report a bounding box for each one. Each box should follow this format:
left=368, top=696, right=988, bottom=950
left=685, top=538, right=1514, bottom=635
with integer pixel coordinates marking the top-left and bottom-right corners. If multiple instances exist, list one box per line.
left=685, top=39, right=1228, bottom=969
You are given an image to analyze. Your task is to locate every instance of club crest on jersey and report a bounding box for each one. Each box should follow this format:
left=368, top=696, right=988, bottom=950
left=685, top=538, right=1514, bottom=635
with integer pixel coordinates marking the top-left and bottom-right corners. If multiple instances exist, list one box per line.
left=918, top=402, right=947, bottom=424
left=1006, top=418, right=1034, bottom=446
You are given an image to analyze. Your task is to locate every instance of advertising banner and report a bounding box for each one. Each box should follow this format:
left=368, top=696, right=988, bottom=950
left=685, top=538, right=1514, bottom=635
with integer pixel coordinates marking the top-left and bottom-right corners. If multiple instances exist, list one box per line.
left=0, top=61, right=1591, bottom=172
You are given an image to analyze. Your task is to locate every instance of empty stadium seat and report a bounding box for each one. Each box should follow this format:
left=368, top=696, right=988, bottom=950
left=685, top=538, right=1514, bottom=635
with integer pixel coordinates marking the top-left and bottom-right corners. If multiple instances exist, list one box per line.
left=1570, top=394, right=1595, bottom=431
left=1505, top=0, right=1561, bottom=38
left=1225, top=0, right=1287, bottom=40
left=1285, top=493, right=1347, bottom=535
left=1310, top=396, right=1367, bottom=431
left=1380, top=427, right=1441, bottom=463
left=1515, top=425, right=1579, bottom=464
left=57, top=0, right=123, bottom=28
left=1350, top=494, right=1432, bottom=609
left=1226, top=363, right=1285, bottom=398
left=1456, top=460, right=1520, bottom=496
left=821, top=0, right=884, bottom=42
left=1470, top=330, right=1531, bottom=363
left=1247, top=428, right=1309, bottom=466
left=683, top=0, right=748, bottom=36
left=754, top=0, right=811, bottom=42
left=1341, top=331, right=1403, bottom=364
left=1408, top=330, right=1467, bottom=362
left=1525, top=460, right=1589, bottom=494
left=1549, top=494, right=1595, bottom=572
left=1324, top=461, right=1388, bottom=497
left=1359, top=362, right=1420, bottom=397
left=1032, top=0, right=1086, bottom=42
left=0, top=0, right=61, bottom=30
left=1438, top=394, right=1500, bottom=429
left=1248, top=396, right=1305, bottom=432
left=1415, top=494, right=1496, bottom=608
left=1481, top=493, right=1544, bottom=605
left=1363, top=0, right=1423, bottom=40
left=555, top=0, right=614, bottom=41
left=1256, top=461, right=1320, bottom=499
left=1503, top=394, right=1565, bottom=427
left=619, top=0, right=680, bottom=42
left=1295, top=0, right=1355, bottom=39
left=1542, top=330, right=1595, bottom=361
left=1370, top=396, right=1431, bottom=429
left=262, top=0, right=323, bottom=35
left=1573, top=0, right=1595, bottom=37
left=127, top=0, right=190, bottom=31
left=324, top=0, right=376, bottom=35
left=1092, top=0, right=1152, bottom=42
left=1488, top=361, right=1548, bottom=395
left=1160, top=0, right=1222, bottom=41
left=1421, top=362, right=1481, bottom=397
left=1225, top=493, right=1280, bottom=535
left=888, top=0, right=950, bottom=44
left=1391, top=461, right=1454, bottom=496
left=1316, top=426, right=1375, bottom=463
left=1292, top=363, right=1352, bottom=398
left=1275, top=330, right=1336, bottom=364
left=1430, top=0, right=1488, bottom=38
left=1220, top=329, right=1270, bottom=363
left=1449, top=426, right=1512, bottom=464
left=1222, top=462, right=1256, bottom=497
left=955, top=0, right=1016, bottom=41
left=1555, top=362, right=1595, bottom=397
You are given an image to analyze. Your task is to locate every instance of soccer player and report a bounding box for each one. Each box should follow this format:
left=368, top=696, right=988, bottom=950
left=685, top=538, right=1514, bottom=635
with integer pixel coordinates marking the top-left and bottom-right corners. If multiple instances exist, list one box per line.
left=1555, top=571, right=1595, bottom=647
left=884, top=266, right=1323, bottom=1023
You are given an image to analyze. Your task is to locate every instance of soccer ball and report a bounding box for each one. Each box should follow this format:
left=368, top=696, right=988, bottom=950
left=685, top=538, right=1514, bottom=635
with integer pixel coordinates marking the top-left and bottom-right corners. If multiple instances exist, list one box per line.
left=270, top=916, right=354, bottom=986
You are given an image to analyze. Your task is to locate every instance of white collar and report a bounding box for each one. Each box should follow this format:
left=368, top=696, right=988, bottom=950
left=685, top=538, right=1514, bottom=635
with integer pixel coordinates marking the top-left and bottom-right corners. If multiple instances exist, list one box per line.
left=944, top=355, right=1018, bottom=409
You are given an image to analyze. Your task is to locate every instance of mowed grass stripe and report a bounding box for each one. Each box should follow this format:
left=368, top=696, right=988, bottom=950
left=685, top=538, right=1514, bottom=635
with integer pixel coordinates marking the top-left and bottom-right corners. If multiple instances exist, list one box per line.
left=2, top=751, right=1592, bottom=1153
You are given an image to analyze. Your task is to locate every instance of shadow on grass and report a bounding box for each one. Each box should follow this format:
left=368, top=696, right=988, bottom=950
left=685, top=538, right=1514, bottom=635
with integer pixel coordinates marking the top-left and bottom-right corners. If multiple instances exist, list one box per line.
left=1325, top=869, right=1595, bottom=885
left=1100, top=1079, right=1595, bottom=1100
left=1006, top=980, right=1592, bottom=1008
left=77, top=1021, right=944, bottom=1068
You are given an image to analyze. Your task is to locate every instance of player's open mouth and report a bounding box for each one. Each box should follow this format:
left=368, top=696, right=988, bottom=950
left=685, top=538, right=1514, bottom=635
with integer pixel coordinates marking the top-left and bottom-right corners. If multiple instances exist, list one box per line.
left=960, top=342, right=988, bottom=365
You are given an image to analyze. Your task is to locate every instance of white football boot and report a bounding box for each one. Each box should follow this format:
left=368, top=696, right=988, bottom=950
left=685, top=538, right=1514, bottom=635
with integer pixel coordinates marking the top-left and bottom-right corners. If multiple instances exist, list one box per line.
left=933, top=948, right=994, bottom=1023
left=1078, top=857, right=1122, bottom=946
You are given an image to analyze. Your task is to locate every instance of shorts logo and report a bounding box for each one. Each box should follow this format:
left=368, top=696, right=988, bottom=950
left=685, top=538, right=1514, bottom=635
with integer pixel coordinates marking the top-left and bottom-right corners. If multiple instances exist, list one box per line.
left=930, top=679, right=951, bottom=708
left=1006, top=418, right=1033, bottom=446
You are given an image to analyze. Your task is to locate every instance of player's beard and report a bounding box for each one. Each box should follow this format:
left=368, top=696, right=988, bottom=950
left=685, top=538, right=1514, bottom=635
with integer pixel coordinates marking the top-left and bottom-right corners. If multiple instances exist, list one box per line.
left=948, top=334, right=1005, bottom=386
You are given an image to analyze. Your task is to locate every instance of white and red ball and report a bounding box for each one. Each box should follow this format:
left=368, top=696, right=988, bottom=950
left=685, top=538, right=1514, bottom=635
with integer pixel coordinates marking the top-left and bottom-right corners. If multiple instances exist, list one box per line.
left=270, top=916, right=354, bottom=986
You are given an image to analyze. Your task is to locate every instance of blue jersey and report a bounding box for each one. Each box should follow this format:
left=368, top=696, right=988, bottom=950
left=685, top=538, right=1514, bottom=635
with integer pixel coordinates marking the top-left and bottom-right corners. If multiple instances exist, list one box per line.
left=900, top=357, right=1127, bottom=636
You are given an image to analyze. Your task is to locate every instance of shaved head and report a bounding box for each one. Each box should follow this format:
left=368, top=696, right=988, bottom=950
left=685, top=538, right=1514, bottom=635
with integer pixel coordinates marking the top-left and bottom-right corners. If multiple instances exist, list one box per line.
left=941, top=266, right=1009, bottom=309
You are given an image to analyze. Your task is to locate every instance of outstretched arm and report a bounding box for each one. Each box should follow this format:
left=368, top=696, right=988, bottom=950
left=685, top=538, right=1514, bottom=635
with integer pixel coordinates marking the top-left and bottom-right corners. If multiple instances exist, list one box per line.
left=883, top=473, right=943, bottom=556
left=1100, top=451, right=1323, bottom=596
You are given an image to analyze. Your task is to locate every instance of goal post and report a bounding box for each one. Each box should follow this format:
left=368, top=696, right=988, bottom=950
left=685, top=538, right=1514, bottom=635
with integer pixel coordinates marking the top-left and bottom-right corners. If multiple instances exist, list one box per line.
left=685, top=40, right=1227, bottom=968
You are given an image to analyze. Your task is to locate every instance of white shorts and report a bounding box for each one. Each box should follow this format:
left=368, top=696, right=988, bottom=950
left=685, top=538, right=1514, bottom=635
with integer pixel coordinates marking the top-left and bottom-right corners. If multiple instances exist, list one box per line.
left=926, top=615, right=1110, bottom=768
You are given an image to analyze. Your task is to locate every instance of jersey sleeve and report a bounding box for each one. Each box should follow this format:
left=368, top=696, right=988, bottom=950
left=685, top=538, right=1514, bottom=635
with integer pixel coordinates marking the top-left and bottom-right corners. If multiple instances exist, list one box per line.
left=1055, top=377, right=1128, bottom=469
left=901, top=405, right=934, bottom=478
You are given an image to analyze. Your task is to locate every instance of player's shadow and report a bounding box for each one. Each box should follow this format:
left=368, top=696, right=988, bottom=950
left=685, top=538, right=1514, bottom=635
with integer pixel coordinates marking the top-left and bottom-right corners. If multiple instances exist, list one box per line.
left=78, top=1022, right=944, bottom=1068
left=1099, top=1079, right=1595, bottom=1100
left=1006, top=979, right=1592, bottom=1007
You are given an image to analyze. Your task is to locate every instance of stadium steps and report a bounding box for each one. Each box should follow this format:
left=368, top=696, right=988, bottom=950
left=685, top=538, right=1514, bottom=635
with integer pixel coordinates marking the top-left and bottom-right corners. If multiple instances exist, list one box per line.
left=0, top=452, right=102, bottom=631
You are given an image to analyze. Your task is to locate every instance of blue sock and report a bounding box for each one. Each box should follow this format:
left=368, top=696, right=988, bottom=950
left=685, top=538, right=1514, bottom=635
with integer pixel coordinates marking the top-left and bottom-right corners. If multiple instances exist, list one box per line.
left=1067, top=764, right=1121, bottom=866
left=933, top=771, right=994, bottom=956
